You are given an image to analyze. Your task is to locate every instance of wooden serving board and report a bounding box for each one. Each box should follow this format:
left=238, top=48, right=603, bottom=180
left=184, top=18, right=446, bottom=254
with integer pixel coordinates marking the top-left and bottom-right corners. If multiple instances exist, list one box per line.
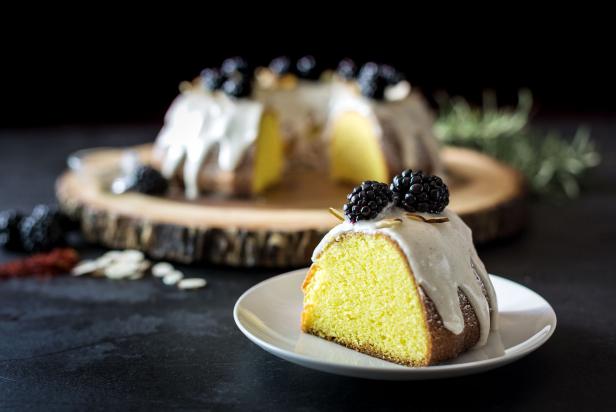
left=56, top=145, right=527, bottom=267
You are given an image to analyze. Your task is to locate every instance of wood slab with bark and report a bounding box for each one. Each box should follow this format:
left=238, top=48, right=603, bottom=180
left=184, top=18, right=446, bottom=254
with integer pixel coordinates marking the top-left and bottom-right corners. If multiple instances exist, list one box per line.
left=56, top=145, right=526, bottom=267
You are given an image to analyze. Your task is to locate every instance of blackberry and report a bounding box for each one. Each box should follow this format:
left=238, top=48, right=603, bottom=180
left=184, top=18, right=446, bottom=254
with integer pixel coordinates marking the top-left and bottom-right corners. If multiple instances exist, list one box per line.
left=379, top=64, right=405, bottom=85
left=19, top=207, right=66, bottom=252
left=357, top=62, right=389, bottom=100
left=359, top=74, right=388, bottom=100
left=269, top=56, right=291, bottom=75
left=222, top=75, right=252, bottom=98
left=125, top=165, right=169, bottom=195
left=0, top=209, right=24, bottom=251
left=336, top=58, right=357, bottom=80
left=200, top=68, right=224, bottom=91
left=390, top=170, right=449, bottom=214
left=295, top=55, right=320, bottom=80
left=357, top=62, right=379, bottom=82
left=31, top=204, right=76, bottom=232
left=343, top=181, right=393, bottom=223
left=221, top=56, right=250, bottom=76
left=356, top=62, right=405, bottom=100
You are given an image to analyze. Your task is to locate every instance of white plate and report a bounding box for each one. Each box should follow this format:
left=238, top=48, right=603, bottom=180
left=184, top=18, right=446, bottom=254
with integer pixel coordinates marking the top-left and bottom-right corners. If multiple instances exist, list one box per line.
left=234, top=269, right=556, bottom=380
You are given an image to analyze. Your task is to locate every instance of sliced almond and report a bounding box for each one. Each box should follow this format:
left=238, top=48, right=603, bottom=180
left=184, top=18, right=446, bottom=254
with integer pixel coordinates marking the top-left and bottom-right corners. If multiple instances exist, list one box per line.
left=328, top=207, right=345, bottom=222
left=162, top=270, right=184, bottom=286
left=121, top=250, right=145, bottom=262
left=255, top=67, right=276, bottom=89
left=104, top=261, right=141, bottom=280
left=102, top=251, right=123, bottom=259
left=405, top=213, right=449, bottom=223
left=278, top=74, right=298, bottom=90
left=177, top=278, right=207, bottom=290
left=71, top=260, right=100, bottom=276
left=96, top=251, right=122, bottom=266
left=152, top=262, right=174, bottom=278
left=375, top=218, right=403, bottom=229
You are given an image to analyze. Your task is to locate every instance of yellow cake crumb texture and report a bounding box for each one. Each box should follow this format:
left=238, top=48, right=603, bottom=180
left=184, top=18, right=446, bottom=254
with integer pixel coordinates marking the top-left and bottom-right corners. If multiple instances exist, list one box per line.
left=301, top=233, right=430, bottom=366
left=252, top=112, right=284, bottom=194
left=329, top=112, right=389, bottom=184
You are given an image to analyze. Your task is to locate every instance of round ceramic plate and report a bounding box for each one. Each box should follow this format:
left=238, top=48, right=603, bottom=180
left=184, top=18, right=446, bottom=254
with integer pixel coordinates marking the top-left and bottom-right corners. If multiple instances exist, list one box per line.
left=234, top=269, right=557, bottom=380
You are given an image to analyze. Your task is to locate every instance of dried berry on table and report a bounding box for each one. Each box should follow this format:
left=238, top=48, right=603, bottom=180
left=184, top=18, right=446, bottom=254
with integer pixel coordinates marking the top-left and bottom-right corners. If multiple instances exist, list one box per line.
left=0, top=248, right=79, bottom=279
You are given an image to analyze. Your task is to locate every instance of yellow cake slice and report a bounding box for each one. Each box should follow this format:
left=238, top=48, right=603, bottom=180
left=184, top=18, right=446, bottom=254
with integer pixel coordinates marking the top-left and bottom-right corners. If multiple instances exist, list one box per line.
left=301, top=207, right=498, bottom=367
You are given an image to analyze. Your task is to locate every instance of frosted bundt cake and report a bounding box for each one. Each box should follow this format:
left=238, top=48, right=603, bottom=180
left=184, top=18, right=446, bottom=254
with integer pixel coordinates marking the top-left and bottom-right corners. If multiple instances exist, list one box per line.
left=153, top=56, right=442, bottom=198
left=301, top=172, right=498, bottom=366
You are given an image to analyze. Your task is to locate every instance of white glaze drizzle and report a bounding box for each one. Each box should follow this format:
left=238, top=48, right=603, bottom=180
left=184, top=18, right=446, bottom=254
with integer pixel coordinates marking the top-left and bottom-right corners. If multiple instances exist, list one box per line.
left=311, top=208, right=499, bottom=347
left=155, top=88, right=263, bottom=199
left=155, top=78, right=441, bottom=197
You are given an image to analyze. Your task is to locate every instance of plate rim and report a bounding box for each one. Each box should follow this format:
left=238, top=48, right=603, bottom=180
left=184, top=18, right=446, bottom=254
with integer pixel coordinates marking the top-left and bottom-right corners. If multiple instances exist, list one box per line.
left=233, top=268, right=557, bottom=378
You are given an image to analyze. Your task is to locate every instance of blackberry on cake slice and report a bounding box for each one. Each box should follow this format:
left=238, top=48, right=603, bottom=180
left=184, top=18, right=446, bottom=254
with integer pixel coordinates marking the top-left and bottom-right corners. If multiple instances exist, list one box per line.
left=390, top=169, right=449, bottom=214
left=342, top=181, right=393, bottom=223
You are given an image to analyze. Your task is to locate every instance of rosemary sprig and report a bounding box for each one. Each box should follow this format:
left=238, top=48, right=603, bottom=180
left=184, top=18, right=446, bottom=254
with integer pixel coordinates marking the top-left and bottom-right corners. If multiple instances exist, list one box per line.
left=434, top=90, right=601, bottom=198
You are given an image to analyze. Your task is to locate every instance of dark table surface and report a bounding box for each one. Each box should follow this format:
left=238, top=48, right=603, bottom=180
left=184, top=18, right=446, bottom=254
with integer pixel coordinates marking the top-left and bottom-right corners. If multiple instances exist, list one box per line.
left=1, top=116, right=615, bottom=411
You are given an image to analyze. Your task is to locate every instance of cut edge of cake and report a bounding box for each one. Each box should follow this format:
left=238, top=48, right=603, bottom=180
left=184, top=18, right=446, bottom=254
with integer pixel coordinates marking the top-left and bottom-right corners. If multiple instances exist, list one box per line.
left=301, top=231, right=486, bottom=366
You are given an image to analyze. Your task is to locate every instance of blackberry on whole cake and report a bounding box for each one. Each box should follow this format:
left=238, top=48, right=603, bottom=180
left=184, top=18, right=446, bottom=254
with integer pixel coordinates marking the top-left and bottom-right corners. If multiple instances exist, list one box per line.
left=357, top=62, right=402, bottom=100
left=222, top=75, right=252, bottom=98
left=201, top=68, right=224, bottom=91
left=152, top=56, right=443, bottom=198
left=336, top=58, right=357, bottom=80
left=221, top=56, right=250, bottom=76
left=269, top=56, right=292, bottom=76
left=295, top=55, right=320, bottom=80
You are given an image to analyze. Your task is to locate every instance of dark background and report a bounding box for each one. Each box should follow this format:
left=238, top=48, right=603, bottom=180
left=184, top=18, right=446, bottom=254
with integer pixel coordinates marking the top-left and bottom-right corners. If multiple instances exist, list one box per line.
left=1, top=22, right=615, bottom=128
left=2, top=19, right=616, bottom=411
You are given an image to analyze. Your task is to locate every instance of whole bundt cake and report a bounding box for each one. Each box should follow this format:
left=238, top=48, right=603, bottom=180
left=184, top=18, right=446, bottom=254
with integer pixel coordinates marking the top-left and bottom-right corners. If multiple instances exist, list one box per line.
left=152, top=56, right=442, bottom=198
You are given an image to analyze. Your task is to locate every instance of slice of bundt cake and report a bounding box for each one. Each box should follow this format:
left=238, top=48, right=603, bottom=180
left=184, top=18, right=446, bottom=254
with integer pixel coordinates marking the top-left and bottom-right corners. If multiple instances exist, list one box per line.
left=301, top=174, right=498, bottom=366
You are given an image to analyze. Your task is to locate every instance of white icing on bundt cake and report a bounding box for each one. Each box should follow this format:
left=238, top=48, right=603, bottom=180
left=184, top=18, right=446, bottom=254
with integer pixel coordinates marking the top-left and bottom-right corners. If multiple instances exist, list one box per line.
left=153, top=58, right=443, bottom=198
left=155, top=91, right=264, bottom=198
